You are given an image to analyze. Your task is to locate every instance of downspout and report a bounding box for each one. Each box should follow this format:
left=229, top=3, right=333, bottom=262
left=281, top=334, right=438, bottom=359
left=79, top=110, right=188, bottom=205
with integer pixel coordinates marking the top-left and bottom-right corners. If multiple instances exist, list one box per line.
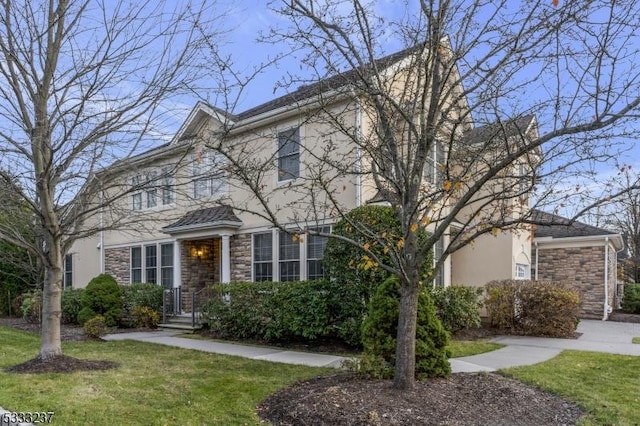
left=355, top=100, right=363, bottom=207
left=603, top=236, right=609, bottom=321
left=99, top=190, right=104, bottom=273
left=534, top=241, right=539, bottom=280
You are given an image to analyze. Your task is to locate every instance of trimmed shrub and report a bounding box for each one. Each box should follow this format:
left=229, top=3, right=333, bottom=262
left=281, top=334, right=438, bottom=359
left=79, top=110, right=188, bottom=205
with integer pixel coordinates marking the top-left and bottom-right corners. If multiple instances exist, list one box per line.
left=120, top=283, right=164, bottom=327
left=21, top=291, right=42, bottom=324
left=360, top=276, right=451, bottom=379
left=485, top=279, right=580, bottom=337
left=61, top=289, right=84, bottom=324
left=430, top=285, right=482, bottom=333
left=131, top=306, right=160, bottom=329
left=621, top=283, right=640, bottom=314
left=79, top=274, right=122, bottom=326
left=83, top=315, right=108, bottom=338
left=324, top=205, right=433, bottom=346
left=203, top=280, right=331, bottom=343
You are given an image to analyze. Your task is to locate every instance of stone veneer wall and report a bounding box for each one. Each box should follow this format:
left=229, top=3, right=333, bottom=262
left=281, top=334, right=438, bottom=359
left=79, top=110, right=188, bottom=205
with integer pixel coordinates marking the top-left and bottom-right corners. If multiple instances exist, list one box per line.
left=230, top=234, right=252, bottom=282
left=536, top=245, right=613, bottom=319
left=181, top=239, right=219, bottom=312
left=104, top=247, right=130, bottom=285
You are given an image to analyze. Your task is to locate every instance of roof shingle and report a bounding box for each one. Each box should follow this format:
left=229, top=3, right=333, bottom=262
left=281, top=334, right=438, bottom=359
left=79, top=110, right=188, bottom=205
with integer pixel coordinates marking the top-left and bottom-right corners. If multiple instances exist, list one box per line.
left=162, top=205, right=241, bottom=232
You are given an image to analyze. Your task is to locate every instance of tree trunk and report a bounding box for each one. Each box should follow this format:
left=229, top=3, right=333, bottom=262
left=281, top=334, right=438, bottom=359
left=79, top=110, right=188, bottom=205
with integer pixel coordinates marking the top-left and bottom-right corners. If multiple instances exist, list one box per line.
left=40, top=240, right=63, bottom=359
left=393, top=280, right=419, bottom=389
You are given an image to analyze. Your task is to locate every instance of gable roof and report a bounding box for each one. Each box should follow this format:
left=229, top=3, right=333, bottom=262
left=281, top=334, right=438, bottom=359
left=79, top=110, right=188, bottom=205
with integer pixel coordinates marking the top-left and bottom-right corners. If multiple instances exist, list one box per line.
left=162, top=205, right=242, bottom=234
left=234, top=44, right=432, bottom=121
left=532, top=209, right=616, bottom=239
left=462, top=115, right=536, bottom=144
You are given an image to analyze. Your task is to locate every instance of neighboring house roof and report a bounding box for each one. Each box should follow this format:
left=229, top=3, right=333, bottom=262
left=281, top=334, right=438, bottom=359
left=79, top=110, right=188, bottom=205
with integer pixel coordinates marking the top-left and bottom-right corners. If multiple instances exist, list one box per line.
left=162, top=205, right=242, bottom=234
left=532, top=209, right=616, bottom=239
left=462, top=115, right=536, bottom=144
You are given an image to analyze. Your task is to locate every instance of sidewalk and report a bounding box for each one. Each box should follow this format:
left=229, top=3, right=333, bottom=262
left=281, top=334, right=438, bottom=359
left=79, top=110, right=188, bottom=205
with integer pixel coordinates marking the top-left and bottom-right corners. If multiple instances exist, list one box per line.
left=103, top=319, right=640, bottom=373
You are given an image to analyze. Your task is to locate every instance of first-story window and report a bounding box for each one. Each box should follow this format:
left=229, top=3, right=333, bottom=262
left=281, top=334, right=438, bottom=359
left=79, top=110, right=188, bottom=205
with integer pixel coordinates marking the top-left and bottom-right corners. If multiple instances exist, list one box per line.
left=251, top=227, right=331, bottom=282
left=131, top=247, right=142, bottom=283
left=307, top=226, right=330, bottom=280
left=279, top=231, right=300, bottom=281
left=253, top=233, right=273, bottom=281
left=131, top=243, right=174, bottom=285
left=145, top=245, right=158, bottom=284
left=63, top=253, right=73, bottom=289
left=515, top=263, right=530, bottom=280
left=160, top=243, right=174, bottom=289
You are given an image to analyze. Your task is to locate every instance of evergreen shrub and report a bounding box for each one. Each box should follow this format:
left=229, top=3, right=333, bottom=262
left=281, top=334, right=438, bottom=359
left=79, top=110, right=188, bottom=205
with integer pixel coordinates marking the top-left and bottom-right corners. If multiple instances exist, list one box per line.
left=324, top=205, right=433, bottom=346
left=78, top=274, right=122, bottom=326
left=359, top=276, right=451, bottom=379
left=622, top=283, right=640, bottom=314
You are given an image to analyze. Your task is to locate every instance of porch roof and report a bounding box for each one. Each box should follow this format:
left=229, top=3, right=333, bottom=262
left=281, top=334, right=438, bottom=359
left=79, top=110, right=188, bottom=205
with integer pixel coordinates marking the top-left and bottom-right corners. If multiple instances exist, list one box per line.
left=162, top=205, right=242, bottom=235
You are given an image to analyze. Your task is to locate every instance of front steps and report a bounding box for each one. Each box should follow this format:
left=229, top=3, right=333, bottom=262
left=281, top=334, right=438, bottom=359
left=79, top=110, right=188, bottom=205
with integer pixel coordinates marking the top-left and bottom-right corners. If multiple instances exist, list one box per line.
left=159, top=313, right=203, bottom=333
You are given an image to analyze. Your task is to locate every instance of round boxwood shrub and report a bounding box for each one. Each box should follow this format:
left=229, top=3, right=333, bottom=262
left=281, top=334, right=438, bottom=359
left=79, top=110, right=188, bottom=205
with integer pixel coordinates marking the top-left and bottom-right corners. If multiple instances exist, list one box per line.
left=360, top=276, right=451, bottom=380
left=78, top=274, right=122, bottom=326
left=83, top=315, right=108, bottom=338
left=324, top=205, right=432, bottom=346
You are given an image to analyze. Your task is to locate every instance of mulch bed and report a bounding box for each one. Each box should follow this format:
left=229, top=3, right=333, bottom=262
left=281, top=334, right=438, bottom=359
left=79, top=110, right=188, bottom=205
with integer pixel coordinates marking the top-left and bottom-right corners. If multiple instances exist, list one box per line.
left=5, top=355, right=118, bottom=374
left=258, top=373, right=584, bottom=426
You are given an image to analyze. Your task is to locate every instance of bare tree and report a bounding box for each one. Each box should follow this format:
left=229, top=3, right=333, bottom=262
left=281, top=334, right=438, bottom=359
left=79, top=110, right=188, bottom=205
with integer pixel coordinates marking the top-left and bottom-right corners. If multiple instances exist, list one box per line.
left=205, top=0, right=640, bottom=389
left=601, top=168, right=640, bottom=283
left=0, top=0, right=226, bottom=360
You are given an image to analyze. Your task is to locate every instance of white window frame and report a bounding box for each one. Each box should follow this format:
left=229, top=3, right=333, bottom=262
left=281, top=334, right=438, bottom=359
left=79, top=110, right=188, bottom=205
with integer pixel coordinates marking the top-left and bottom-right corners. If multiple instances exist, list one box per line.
left=63, top=253, right=73, bottom=289
left=277, top=127, right=300, bottom=182
left=306, top=226, right=331, bottom=280
left=433, top=237, right=445, bottom=287
left=193, top=151, right=228, bottom=199
left=515, top=263, right=530, bottom=280
left=131, top=174, right=143, bottom=211
left=251, top=226, right=332, bottom=282
left=425, top=140, right=445, bottom=185
left=130, top=242, right=174, bottom=285
left=252, top=232, right=273, bottom=282
left=278, top=230, right=300, bottom=282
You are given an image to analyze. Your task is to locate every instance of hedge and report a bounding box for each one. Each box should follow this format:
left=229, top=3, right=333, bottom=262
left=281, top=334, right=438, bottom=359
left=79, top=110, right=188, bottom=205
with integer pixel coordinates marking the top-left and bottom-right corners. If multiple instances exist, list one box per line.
left=430, top=285, right=482, bottom=333
left=485, top=279, right=580, bottom=337
left=120, top=283, right=164, bottom=328
left=203, top=280, right=331, bottom=342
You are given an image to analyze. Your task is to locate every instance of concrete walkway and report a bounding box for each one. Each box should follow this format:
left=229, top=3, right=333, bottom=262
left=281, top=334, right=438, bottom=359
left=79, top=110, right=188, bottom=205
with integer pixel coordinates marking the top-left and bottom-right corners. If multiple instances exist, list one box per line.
left=102, top=319, right=640, bottom=373
left=452, top=319, right=640, bottom=372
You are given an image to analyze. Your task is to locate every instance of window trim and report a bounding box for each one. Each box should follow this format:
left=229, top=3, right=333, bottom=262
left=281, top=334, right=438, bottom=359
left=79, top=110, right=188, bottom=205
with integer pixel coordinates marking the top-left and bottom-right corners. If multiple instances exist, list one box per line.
left=277, top=127, right=301, bottom=183
left=252, top=232, right=274, bottom=282
left=63, top=253, right=73, bottom=289
left=193, top=151, right=228, bottom=200
left=251, top=226, right=332, bottom=282
left=278, top=230, right=301, bottom=282
left=130, top=242, right=174, bottom=286
left=515, top=263, right=530, bottom=280
left=306, top=226, right=331, bottom=280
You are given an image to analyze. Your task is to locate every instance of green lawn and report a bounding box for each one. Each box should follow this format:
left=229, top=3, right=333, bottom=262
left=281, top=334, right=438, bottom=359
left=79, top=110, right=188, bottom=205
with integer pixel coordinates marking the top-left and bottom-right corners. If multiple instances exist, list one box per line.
left=0, top=326, right=332, bottom=425
left=447, top=340, right=504, bottom=358
left=504, top=350, right=640, bottom=425
left=632, top=337, right=640, bottom=344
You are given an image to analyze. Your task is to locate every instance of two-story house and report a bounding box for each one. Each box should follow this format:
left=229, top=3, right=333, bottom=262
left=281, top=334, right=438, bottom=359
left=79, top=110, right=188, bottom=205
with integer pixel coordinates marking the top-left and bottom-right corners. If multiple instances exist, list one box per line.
left=66, top=45, right=541, bottom=317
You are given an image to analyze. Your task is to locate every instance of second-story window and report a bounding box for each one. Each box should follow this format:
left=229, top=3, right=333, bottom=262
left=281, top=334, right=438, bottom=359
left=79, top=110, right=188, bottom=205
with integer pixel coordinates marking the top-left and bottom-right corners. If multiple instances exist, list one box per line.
left=131, top=174, right=143, bottom=211
left=145, top=171, right=158, bottom=209
left=193, top=151, right=227, bottom=199
left=425, top=141, right=445, bottom=185
left=161, top=166, right=174, bottom=205
left=277, top=127, right=300, bottom=182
